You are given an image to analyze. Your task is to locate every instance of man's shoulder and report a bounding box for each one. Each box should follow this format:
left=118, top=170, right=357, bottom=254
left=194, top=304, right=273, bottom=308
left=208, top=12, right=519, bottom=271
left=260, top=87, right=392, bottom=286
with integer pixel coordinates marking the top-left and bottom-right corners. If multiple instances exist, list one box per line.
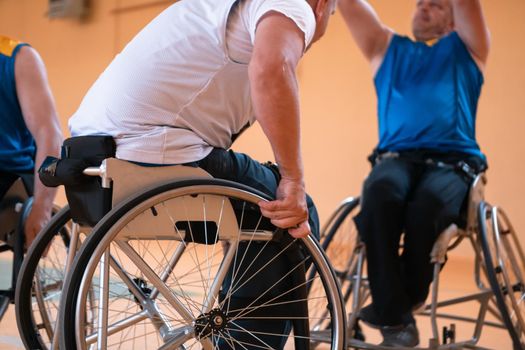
left=0, top=35, right=25, bottom=57
left=434, top=32, right=470, bottom=56
left=249, top=0, right=314, bottom=22
left=246, top=0, right=316, bottom=50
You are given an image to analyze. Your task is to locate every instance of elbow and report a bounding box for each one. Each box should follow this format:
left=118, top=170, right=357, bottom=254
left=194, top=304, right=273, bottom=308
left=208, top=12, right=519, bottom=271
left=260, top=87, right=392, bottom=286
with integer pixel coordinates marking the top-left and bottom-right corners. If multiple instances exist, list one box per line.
left=248, top=54, right=296, bottom=90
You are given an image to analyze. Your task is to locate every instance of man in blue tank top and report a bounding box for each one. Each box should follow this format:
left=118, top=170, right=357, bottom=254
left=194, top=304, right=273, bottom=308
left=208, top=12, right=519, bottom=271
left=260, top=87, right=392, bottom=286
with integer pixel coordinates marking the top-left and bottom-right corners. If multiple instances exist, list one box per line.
left=0, top=35, right=62, bottom=247
left=338, top=0, right=489, bottom=346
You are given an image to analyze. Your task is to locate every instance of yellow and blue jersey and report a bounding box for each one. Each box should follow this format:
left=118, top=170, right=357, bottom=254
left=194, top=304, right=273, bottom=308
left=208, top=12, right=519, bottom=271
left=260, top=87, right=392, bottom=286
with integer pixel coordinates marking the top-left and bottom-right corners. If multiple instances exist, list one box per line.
left=0, top=35, right=35, bottom=173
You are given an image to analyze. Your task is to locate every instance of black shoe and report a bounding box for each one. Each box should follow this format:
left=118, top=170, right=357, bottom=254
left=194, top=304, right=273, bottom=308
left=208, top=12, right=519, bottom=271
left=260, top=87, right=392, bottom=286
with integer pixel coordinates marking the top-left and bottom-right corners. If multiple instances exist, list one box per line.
left=351, top=322, right=365, bottom=341
left=358, top=304, right=415, bottom=328
left=380, top=323, right=420, bottom=348
left=357, top=304, right=385, bottom=329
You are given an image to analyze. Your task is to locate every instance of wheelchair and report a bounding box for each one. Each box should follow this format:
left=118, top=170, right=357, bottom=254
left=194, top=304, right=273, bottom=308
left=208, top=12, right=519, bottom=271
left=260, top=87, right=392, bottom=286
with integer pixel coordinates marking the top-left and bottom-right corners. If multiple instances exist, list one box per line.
left=307, top=174, right=525, bottom=350
left=0, top=174, right=67, bottom=348
left=0, top=176, right=32, bottom=321
left=15, top=136, right=346, bottom=349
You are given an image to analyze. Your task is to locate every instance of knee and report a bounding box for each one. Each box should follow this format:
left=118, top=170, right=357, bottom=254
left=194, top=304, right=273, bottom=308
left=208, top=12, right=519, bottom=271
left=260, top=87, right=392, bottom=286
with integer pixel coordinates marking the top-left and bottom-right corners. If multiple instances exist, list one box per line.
left=409, top=191, right=449, bottom=221
left=406, top=194, right=459, bottom=235
left=362, top=176, right=406, bottom=208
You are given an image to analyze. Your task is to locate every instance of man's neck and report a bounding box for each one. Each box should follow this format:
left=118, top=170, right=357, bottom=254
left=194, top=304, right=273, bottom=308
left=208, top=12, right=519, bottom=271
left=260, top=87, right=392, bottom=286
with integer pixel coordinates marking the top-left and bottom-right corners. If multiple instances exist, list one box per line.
left=414, top=31, right=452, bottom=45
left=424, top=37, right=439, bottom=46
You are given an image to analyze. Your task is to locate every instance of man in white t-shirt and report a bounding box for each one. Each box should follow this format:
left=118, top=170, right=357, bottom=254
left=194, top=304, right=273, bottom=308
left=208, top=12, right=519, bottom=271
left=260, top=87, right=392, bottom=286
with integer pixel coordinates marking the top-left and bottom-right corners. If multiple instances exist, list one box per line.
left=69, top=0, right=337, bottom=347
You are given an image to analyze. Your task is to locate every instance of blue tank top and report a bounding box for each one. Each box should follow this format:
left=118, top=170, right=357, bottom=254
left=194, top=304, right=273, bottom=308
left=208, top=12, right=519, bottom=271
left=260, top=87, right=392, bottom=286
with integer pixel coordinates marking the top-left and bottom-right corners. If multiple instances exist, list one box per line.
left=0, top=36, right=35, bottom=173
left=374, top=32, right=484, bottom=159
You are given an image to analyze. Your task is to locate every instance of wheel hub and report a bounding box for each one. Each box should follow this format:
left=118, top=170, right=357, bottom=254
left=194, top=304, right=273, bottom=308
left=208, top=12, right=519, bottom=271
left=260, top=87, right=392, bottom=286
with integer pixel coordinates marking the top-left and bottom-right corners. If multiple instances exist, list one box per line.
left=194, top=308, right=228, bottom=339
left=130, top=278, right=152, bottom=309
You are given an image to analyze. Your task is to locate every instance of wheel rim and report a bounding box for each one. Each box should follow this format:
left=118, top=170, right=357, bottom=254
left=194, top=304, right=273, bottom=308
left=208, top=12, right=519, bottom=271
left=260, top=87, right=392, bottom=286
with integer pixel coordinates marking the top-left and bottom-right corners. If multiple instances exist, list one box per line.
left=309, top=198, right=367, bottom=336
left=491, top=207, right=525, bottom=346
left=68, top=183, right=344, bottom=349
left=479, top=202, right=525, bottom=348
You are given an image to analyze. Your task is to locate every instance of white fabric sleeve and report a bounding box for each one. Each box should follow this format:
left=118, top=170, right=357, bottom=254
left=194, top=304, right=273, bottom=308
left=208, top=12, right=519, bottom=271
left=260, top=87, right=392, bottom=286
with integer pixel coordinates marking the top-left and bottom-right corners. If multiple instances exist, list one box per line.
left=247, top=0, right=316, bottom=51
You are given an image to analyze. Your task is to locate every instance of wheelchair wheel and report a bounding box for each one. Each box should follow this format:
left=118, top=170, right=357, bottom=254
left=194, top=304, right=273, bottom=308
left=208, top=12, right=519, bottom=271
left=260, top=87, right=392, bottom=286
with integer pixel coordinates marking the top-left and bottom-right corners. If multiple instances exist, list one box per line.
left=307, top=198, right=367, bottom=342
left=16, top=207, right=86, bottom=349
left=479, top=201, right=525, bottom=350
left=59, top=179, right=345, bottom=349
left=320, top=197, right=360, bottom=271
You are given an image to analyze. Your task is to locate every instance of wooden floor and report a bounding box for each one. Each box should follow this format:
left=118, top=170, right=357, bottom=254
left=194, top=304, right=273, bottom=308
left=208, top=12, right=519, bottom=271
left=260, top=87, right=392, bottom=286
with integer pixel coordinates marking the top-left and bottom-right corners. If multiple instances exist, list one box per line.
left=0, top=254, right=516, bottom=349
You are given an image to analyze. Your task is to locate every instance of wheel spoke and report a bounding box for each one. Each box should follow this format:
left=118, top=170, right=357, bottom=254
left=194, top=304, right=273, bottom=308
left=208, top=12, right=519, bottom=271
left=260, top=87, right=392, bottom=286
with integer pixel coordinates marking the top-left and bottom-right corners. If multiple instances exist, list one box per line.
left=62, top=182, right=344, bottom=349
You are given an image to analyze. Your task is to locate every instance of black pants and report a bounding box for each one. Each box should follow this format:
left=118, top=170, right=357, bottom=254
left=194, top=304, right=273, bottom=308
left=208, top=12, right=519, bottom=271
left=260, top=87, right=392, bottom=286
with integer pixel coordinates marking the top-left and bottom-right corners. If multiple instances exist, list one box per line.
left=0, top=171, right=33, bottom=200
left=195, top=148, right=320, bottom=237
left=196, top=148, right=320, bottom=349
left=0, top=172, right=19, bottom=201
left=354, top=152, right=484, bottom=326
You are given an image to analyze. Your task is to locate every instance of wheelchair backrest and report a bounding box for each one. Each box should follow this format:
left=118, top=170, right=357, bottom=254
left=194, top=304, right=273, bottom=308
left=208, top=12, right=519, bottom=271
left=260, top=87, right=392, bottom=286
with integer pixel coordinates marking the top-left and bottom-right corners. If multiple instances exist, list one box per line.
left=60, top=136, right=116, bottom=227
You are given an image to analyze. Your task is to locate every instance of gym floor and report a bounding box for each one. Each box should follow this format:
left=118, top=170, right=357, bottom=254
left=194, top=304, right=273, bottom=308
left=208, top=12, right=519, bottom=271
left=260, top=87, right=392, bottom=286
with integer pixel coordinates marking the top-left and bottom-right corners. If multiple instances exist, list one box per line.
left=0, top=254, right=513, bottom=350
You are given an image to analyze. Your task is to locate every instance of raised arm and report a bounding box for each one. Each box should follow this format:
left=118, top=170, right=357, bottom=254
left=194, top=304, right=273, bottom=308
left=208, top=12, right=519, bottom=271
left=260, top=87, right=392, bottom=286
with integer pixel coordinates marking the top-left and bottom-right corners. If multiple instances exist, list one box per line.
left=15, top=46, right=62, bottom=246
left=249, top=12, right=310, bottom=238
left=451, top=0, right=490, bottom=68
left=338, top=0, right=393, bottom=71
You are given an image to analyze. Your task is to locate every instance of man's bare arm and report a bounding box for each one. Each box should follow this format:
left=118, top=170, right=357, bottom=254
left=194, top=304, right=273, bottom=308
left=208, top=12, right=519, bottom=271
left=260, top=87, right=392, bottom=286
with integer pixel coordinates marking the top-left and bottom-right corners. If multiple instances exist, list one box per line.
left=338, top=0, right=393, bottom=72
left=15, top=46, right=62, bottom=245
left=451, top=0, right=490, bottom=69
left=249, top=12, right=310, bottom=238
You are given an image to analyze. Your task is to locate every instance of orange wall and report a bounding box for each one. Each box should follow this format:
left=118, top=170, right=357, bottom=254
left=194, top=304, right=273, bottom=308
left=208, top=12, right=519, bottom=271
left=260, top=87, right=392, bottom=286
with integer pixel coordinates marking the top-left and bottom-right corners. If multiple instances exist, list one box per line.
left=1, top=0, right=523, bottom=257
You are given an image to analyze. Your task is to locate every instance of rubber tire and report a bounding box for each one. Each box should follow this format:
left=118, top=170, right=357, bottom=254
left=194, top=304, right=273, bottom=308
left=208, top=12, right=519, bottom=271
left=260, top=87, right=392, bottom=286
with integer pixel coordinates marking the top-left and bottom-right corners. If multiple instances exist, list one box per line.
left=15, top=207, right=71, bottom=350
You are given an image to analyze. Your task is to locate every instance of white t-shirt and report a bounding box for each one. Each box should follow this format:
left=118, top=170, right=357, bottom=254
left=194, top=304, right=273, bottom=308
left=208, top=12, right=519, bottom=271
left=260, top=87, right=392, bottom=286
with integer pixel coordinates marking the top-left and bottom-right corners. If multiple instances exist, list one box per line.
left=69, top=0, right=315, bottom=164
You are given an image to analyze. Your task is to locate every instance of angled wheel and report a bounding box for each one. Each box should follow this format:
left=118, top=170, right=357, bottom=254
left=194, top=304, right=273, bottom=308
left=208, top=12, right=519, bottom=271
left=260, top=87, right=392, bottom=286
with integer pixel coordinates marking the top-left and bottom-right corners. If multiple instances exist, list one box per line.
left=59, top=179, right=345, bottom=349
left=16, top=207, right=91, bottom=349
left=479, top=201, right=525, bottom=350
left=320, top=197, right=360, bottom=273
left=308, top=197, right=367, bottom=343
left=322, top=198, right=368, bottom=312
left=16, top=207, right=72, bottom=349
